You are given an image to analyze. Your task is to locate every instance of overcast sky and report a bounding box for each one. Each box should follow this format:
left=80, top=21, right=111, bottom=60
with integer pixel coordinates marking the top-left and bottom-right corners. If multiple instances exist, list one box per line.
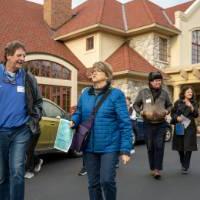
left=28, top=0, right=191, bottom=8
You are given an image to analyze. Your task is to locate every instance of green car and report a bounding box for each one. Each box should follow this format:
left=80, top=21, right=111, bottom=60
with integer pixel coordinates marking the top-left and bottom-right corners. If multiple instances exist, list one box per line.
left=36, top=98, right=79, bottom=156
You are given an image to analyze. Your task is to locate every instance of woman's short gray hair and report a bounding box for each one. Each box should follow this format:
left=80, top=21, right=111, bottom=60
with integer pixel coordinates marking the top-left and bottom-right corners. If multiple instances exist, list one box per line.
left=92, top=61, right=113, bottom=81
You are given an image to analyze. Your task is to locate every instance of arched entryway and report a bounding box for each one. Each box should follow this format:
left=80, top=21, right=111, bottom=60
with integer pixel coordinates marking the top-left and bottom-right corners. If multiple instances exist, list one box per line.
left=25, top=54, right=78, bottom=112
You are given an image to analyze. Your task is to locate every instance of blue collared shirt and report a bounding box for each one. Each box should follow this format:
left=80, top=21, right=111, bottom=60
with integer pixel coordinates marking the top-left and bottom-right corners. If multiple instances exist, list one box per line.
left=0, top=64, right=29, bottom=129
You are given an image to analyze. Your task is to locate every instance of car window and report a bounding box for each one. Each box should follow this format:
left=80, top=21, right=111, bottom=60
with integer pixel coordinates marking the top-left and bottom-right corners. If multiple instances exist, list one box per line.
left=43, top=101, right=64, bottom=118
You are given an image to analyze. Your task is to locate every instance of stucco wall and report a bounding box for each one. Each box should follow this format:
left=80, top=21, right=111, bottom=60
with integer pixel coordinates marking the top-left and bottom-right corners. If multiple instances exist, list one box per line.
left=65, top=33, right=101, bottom=68
left=65, top=32, right=124, bottom=68
left=100, top=32, right=125, bottom=61
left=170, top=3, right=200, bottom=67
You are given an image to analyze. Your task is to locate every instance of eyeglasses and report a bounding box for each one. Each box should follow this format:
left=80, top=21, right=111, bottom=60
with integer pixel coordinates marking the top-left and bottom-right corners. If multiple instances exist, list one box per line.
left=91, top=69, right=103, bottom=74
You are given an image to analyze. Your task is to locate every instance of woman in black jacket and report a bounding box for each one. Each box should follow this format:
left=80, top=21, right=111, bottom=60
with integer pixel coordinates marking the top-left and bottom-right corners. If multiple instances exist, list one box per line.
left=171, top=85, right=199, bottom=174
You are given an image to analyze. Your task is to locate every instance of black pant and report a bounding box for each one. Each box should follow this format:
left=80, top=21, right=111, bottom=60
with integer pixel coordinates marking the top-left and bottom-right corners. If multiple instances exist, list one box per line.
left=178, top=151, right=192, bottom=170
left=132, top=120, right=139, bottom=137
left=25, top=133, right=40, bottom=172
left=82, top=156, right=86, bottom=170
left=144, top=122, right=166, bottom=171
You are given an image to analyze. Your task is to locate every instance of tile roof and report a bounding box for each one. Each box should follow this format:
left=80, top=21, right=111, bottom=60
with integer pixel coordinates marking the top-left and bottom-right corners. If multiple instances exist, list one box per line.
left=55, top=0, right=179, bottom=39
left=165, top=1, right=194, bottom=24
left=1, top=0, right=193, bottom=81
left=0, top=0, right=88, bottom=82
left=125, top=0, right=176, bottom=30
left=54, top=0, right=124, bottom=38
left=106, top=42, right=157, bottom=74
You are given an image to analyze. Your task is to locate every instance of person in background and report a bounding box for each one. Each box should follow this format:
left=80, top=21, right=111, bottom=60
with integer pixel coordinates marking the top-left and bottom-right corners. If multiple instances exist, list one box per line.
left=78, top=157, right=87, bottom=176
left=126, top=96, right=136, bottom=154
left=0, top=41, right=42, bottom=200
left=77, top=68, right=95, bottom=176
left=133, top=71, right=172, bottom=179
left=25, top=134, right=44, bottom=178
left=171, top=85, right=198, bottom=174
left=70, top=61, right=132, bottom=200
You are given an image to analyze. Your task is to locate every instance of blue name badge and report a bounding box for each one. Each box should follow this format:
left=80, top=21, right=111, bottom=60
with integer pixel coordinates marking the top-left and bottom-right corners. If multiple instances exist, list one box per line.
left=175, top=123, right=185, bottom=135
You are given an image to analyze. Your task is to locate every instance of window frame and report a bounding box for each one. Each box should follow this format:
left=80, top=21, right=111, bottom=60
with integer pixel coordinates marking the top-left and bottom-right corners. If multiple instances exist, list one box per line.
left=158, top=37, right=168, bottom=62
left=25, top=60, right=71, bottom=80
left=86, top=36, right=94, bottom=51
left=192, top=30, right=200, bottom=64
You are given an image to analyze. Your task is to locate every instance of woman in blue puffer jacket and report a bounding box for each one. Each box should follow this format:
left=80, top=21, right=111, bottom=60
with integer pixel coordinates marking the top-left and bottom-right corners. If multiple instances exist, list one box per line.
left=70, top=61, right=132, bottom=200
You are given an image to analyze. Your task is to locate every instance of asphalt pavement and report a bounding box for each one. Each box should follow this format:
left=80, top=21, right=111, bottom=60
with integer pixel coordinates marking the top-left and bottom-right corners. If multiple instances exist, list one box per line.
left=25, top=139, right=200, bottom=200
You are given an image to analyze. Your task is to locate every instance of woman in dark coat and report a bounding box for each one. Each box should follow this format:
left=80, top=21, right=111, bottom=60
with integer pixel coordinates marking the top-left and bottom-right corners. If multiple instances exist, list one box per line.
left=171, top=85, right=199, bottom=174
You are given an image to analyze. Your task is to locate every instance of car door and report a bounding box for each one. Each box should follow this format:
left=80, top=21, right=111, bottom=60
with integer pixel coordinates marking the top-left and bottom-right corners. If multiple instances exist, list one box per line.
left=37, top=100, right=65, bottom=151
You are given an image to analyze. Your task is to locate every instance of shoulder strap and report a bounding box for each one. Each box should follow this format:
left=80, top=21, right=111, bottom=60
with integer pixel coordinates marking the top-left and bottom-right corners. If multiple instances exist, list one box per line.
left=93, top=88, right=112, bottom=115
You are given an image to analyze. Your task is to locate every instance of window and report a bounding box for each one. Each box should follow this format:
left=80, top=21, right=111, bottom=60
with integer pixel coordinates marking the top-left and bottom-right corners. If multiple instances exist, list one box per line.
left=192, top=30, right=200, bottom=64
left=159, top=37, right=168, bottom=62
left=86, top=36, right=94, bottom=51
left=42, top=101, right=64, bottom=118
left=39, top=85, right=71, bottom=112
left=24, top=60, right=71, bottom=80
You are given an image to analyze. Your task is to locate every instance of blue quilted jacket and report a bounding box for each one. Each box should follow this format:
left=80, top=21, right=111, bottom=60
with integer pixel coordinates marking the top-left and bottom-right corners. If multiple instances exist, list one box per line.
left=71, top=86, right=133, bottom=154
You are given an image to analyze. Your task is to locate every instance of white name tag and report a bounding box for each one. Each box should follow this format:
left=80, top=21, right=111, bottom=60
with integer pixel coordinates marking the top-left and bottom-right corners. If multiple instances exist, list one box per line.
left=146, top=98, right=151, bottom=103
left=17, top=86, right=25, bottom=93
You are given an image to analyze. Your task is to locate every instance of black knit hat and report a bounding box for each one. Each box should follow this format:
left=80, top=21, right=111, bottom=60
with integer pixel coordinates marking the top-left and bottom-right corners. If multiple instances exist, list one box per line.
left=148, top=71, right=163, bottom=82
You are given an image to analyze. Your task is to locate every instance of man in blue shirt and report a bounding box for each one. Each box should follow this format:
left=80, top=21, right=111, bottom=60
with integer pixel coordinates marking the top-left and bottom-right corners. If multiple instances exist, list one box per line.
left=0, top=41, right=42, bottom=200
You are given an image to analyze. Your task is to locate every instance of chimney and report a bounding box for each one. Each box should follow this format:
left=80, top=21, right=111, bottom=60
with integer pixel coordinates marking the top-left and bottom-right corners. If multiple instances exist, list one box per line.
left=44, top=0, right=72, bottom=30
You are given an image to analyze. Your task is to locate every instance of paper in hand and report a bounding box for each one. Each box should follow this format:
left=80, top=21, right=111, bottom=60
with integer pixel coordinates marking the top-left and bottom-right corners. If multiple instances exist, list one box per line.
left=54, top=119, right=74, bottom=153
left=180, top=114, right=191, bottom=128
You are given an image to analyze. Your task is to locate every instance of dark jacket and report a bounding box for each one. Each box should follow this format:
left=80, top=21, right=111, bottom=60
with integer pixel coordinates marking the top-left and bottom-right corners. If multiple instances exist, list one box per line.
left=133, top=88, right=172, bottom=123
left=25, top=70, right=43, bottom=134
left=171, top=99, right=199, bottom=151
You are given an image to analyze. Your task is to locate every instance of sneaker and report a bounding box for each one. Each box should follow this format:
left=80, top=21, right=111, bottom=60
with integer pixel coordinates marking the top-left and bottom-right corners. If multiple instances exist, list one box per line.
left=34, top=159, right=43, bottom=173
left=24, top=172, right=34, bottom=179
left=78, top=168, right=87, bottom=176
left=130, top=149, right=135, bottom=154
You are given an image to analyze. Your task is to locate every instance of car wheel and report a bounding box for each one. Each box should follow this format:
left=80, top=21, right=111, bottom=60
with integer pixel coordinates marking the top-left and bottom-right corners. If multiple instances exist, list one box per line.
left=165, top=128, right=172, bottom=142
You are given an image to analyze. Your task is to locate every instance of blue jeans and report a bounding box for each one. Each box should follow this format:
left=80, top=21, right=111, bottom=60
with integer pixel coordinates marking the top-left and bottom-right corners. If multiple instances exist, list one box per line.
left=0, top=125, right=31, bottom=200
left=84, top=152, right=118, bottom=200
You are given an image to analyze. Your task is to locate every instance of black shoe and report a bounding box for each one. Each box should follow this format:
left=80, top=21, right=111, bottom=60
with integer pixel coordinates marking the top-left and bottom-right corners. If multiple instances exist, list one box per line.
left=181, top=168, right=189, bottom=174
left=78, top=168, right=87, bottom=176
left=154, top=174, right=161, bottom=180
left=153, top=171, right=161, bottom=180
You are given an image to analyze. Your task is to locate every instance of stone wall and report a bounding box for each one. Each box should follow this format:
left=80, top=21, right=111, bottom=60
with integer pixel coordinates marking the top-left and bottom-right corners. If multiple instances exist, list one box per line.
left=129, top=33, right=170, bottom=69
left=113, top=78, right=172, bottom=102
left=153, top=35, right=170, bottom=69
left=112, top=78, right=148, bottom=102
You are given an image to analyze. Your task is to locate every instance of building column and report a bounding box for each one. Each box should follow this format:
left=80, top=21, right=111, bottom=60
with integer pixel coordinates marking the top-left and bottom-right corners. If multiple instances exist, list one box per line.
left=173, top=85, right=181, bottom=102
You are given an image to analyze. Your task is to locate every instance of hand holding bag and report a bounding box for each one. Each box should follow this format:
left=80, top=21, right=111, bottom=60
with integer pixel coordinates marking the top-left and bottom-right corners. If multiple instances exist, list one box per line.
left=70, top=89, right=111, bottom=152
left=175, top=122, right=185, bottom=135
